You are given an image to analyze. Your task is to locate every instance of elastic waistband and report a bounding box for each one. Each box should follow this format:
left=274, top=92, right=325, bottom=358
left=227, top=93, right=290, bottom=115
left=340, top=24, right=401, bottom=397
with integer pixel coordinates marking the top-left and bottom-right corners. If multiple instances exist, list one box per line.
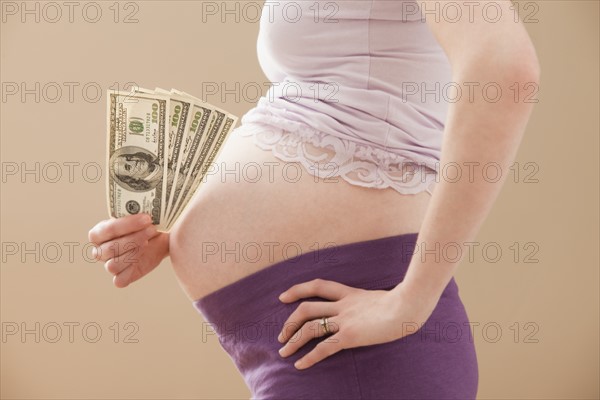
left=193, top=232, right=420, bottom=336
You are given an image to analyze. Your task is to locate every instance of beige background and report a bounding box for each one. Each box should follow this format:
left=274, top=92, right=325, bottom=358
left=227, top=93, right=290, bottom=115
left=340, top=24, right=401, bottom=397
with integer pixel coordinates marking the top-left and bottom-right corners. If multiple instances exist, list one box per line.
left=1, top=1, right=598, bottom=399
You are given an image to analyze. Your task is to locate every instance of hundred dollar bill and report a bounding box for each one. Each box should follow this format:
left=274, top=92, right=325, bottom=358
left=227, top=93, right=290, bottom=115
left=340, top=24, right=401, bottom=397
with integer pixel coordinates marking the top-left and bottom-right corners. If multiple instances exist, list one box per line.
left=106, top=89, right=170, bottom=230
left=166, top=101, right=219, bottom=223
left=167, top=106, right=237, bottom=229
left=140, top=88, right=193, bottom=221
left=166, top=90, right=238, bottom=229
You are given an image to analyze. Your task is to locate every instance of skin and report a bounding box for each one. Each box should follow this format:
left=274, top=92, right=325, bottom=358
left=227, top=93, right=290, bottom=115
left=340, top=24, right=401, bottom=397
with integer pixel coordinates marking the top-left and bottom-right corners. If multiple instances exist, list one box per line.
left=89, top=0, right=540, bottom=372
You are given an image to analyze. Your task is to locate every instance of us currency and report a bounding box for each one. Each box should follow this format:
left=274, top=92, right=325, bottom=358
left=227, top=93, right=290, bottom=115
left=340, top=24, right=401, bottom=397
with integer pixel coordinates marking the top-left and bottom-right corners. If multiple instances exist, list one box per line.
left=136, top=88, right=193, bottom=223
left=167, top=107, right=237, bottom=229
left=106, top=90, right=170, bottom=230
left=165, top=101, right=216, bottom=223
left=161, top=89, right=221, bottom=227
left=106, top=87, right=238, bottom=231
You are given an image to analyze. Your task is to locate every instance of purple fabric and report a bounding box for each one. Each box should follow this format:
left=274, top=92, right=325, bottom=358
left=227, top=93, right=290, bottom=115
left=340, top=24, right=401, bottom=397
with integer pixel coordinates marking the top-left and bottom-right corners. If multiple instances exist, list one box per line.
left=193, top=233, right=479, bottom=399
left=242, top=0, right=453, bottom=173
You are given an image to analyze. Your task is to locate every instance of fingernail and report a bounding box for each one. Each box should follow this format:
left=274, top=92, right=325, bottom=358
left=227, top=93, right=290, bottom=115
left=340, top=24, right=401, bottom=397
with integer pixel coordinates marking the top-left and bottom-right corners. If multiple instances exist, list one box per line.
left=279, top=292, right=287, bottom=301
left=91, top=247, right=98, bottom=259
left=278, top=347, right=286, bottom=357
left=294, top=360, right=303, bottom=369
left=141, top=214, right=152, bottom=224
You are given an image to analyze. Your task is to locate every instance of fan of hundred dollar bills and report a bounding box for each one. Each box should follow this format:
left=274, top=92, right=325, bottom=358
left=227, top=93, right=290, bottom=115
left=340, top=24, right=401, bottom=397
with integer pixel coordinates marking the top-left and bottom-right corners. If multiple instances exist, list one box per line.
left=106, top=87, right=238, bottom=232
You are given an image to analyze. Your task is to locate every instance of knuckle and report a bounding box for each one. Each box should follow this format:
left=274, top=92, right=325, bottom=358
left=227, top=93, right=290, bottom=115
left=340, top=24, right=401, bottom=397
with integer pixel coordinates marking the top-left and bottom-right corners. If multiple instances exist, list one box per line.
left=311, top=278, right=328, bottom=291
left=89, top=245, right=99, bottom=262
left=311, top=320, right=323, bottom=337
left=104, top=260, right=115, bottom=274
left=296, top=302, right=312, bottom=316
left=122, top=238, right=140, bottom=252
left=102, top=221, right=116, bottom=239
left=315, top=340, right=334, bottom=355
left=97, top=250, right=110, bottom=262
left=88, top=225, right=101, bottom=244
left=282, top=319, right=299, bottom=334
left=326, top=319, right=340, bottom=334
left=288, top=327, right=304, bottom=343
left=97, top=243, right=113, bottom=261
left=301, top=320, right=315, bottom=337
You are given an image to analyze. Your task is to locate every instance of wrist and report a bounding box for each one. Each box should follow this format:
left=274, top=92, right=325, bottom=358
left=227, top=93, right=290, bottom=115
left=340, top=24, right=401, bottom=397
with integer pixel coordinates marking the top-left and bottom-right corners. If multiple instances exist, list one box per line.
left=391, top=275, right=443, bottom=309
left=386, top=280, right=440, bottom=332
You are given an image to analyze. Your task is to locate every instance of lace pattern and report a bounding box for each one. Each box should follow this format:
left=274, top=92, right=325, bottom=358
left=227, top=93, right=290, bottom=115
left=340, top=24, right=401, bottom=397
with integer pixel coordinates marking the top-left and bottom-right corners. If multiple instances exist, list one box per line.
left=236, top=112, right=438, bottom=196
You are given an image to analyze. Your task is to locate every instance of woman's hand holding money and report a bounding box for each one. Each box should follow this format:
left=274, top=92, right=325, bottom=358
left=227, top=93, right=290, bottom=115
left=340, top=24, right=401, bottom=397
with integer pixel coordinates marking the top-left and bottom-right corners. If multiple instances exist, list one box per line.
left=88, top=213, right=169, bottom=288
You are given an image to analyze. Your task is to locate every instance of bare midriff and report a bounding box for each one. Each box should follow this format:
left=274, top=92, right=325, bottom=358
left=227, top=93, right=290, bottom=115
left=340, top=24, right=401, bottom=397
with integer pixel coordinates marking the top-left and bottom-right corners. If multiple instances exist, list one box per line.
left=169, top=129, right=431, bottom=302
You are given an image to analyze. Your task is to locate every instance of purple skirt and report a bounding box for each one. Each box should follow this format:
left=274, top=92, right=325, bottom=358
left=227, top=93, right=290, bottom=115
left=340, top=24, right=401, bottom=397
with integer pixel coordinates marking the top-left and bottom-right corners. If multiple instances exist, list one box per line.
left=193, top=233, right=479, bottom=399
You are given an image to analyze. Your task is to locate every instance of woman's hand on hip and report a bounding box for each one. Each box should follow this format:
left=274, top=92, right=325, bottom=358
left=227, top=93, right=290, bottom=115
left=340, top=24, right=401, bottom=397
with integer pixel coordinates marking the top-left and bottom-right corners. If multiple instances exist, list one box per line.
left=276, top=278, right=439, bottom=370
left=88, top=213, right=170, bottom=288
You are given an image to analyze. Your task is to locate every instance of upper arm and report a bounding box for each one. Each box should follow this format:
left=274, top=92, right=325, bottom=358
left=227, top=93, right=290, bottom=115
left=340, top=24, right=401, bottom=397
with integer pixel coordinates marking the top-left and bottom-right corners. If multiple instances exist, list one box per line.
left=420, top=0, right=540, bottom=79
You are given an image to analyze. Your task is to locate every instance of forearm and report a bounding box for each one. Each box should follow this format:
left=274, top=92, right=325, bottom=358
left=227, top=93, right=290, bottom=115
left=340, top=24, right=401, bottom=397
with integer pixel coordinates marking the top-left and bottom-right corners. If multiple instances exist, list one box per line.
left=393, top=54, right=540, bottom=304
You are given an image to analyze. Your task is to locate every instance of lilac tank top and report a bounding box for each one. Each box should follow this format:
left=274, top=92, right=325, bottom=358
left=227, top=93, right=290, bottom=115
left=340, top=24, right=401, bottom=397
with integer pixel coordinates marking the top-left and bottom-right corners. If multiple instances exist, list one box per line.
left=239, top=0, right=452, bottom=195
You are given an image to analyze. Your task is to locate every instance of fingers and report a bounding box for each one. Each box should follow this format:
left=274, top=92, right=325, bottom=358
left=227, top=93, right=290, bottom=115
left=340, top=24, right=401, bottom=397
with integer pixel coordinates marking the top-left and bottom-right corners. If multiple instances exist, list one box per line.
left=279, top=278, right=356, bottom=303
left=278, top=300, right=338, bottom=343
left=93, top=225, right=156, bottom=262
left=293, top=331, right=345, bottom=370
left=113, top=263, right=143, bottom=289
left=103, top=243, right=145, bottom=287
left=104, top=252, right=137, bottom=276
left=278, top=315, right=341, bottom=359
left=88, top=213, right=152, bottom=245
left=105, top=232, right=169, bottom=288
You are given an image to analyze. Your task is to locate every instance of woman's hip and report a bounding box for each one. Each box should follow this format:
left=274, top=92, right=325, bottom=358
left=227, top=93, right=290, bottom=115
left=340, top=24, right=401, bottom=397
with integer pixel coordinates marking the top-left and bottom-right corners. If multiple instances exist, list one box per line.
left=193, top=232, right=478, bottom=399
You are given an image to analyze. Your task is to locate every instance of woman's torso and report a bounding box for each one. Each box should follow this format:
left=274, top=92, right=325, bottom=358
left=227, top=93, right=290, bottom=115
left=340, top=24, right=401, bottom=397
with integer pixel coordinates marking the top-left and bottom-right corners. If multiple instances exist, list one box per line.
left=169, top=0, right=450, bottom=301
left=169, top=130, right=431, bottom=301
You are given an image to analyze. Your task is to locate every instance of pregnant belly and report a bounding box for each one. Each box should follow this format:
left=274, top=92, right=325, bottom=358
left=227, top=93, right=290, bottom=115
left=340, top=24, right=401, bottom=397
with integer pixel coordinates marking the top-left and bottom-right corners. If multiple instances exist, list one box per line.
left=169, top=126, right=431, bottom=302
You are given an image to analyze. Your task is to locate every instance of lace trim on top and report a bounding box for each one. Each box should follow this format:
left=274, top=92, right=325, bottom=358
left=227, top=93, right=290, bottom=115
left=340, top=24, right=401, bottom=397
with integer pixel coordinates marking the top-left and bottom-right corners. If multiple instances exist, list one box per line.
left=237, top=110, right=438, bottom=196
